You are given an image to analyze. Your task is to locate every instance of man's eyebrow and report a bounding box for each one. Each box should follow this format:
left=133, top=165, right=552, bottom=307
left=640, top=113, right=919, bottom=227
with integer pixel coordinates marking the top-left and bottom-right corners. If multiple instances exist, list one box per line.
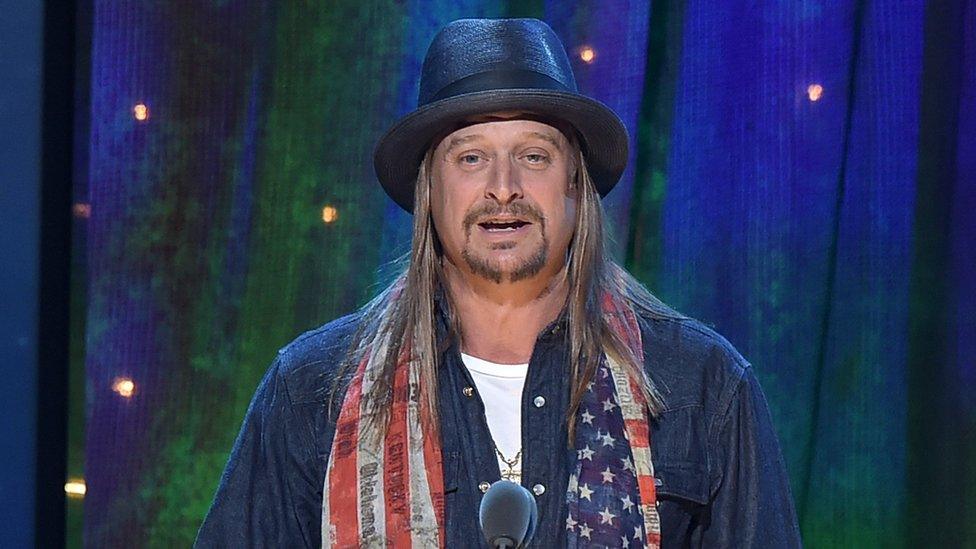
left=444, top=134, right=483, bottom=154
left=443, top=130, right=565, bottom=154
left=522, top=131, right=564, bottom=151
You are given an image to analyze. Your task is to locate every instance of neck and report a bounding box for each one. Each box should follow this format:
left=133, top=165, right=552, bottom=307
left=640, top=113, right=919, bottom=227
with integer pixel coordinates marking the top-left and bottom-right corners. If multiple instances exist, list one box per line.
left=442, top=260, right=568, bottom=364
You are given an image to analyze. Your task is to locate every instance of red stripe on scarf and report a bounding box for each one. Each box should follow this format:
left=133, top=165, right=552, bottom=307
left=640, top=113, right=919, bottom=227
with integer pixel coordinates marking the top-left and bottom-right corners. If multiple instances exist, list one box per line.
left=329, top=356, right=366, bottom=548
left=624, top=324, right=661, bottom=548
left=605, top=290, right=662, bottom=548
left=624, top=418, right=649, bottom=447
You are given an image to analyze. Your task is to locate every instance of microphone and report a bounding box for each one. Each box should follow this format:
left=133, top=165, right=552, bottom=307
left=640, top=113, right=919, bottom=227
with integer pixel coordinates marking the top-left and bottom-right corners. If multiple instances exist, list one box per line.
left=479, top=480, right=539, bottom=548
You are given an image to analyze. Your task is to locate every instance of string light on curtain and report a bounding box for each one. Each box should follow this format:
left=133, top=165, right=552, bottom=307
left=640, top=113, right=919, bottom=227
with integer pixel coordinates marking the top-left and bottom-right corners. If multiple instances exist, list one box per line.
left=578, top=45, right=596, bottom=63
left=112, top=377, right=136, bottom=398
left=72, top=203, right=91, bottom=219
left=133, top=103, right=150, bottom=121
left=321, top=205, right=339, bottom=224
left=64, top=479, right=86, bottom=498
left=806, top=84, right=824, bottom=102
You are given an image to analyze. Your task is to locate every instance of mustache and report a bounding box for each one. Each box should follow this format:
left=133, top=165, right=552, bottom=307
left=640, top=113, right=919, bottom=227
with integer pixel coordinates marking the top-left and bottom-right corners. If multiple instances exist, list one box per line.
left=462, top=202, right=545, bottom=230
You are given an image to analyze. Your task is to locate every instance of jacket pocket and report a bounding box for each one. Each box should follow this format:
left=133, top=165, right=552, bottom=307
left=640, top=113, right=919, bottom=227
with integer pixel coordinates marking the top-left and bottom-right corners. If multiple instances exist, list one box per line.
left=653, top=463, right=709, bottom=547
left=654, top=462, right=708, bottom=505
left=443, top=451, right=460, bottom=494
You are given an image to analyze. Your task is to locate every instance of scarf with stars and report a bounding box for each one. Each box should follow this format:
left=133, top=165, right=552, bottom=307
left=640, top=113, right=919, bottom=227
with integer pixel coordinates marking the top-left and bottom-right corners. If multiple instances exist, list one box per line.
left=564, top=292, right=661, bottom=547
left=321, top=290, right=660, bottom=548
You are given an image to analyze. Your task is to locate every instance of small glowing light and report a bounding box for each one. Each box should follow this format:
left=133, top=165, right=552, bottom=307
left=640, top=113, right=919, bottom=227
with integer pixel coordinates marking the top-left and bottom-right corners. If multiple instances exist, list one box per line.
left=807, top=84, right=824, bottom=102
left=321, top=205, right=339, bottom=224
left=133, top=103, right=149, bottom=121
left=65, top=479, right=86, bottom=498
left=112, top=377, right=136, bottom=398
left=72, top=203, right=91, bottom=219
left=578, top=46, right=596, bottom=64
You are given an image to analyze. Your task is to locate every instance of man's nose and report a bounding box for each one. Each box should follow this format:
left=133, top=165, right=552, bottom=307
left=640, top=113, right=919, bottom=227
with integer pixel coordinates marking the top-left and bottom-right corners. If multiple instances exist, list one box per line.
left=484, top=156, right=523, bottom=204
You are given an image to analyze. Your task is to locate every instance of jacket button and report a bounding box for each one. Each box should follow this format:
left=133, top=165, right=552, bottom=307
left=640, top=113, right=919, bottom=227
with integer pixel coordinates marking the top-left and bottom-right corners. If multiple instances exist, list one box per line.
left=533, top=395, right=546, bottom=408
left=463, top=386, right=474, bottom=397
left=479, top=481, right=491, bottom=493
left=532, top=483, right=546, bottom=496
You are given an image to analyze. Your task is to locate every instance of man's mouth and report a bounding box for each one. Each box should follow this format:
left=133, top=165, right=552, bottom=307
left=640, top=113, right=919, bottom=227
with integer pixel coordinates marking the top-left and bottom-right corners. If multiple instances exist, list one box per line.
left=477, top=219, right=533, bottom=232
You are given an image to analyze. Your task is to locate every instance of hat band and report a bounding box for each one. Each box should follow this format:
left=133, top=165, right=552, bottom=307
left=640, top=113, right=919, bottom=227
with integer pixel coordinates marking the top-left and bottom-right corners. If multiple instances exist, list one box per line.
left=426, top=69, right=574, bottom=104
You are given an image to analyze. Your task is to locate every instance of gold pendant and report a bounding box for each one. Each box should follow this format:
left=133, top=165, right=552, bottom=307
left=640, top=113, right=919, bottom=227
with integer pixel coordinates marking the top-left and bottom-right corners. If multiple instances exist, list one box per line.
left=496, top=447, right=522, bottom=484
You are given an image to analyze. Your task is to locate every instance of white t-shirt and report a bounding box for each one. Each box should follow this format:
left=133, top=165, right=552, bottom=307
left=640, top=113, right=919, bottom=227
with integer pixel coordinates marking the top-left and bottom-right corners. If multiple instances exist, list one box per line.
left=460, top=353, right=528, bottom=478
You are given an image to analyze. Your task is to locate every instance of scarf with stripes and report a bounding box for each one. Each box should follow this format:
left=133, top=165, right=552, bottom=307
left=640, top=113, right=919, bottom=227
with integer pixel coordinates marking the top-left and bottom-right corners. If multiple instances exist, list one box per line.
left=321, top=291, right=660, bottom=547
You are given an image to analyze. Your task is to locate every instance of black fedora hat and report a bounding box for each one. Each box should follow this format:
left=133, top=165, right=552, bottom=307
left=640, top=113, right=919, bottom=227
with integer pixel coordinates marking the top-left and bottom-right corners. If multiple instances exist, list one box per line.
left=373, top=18, right=629, bottom=212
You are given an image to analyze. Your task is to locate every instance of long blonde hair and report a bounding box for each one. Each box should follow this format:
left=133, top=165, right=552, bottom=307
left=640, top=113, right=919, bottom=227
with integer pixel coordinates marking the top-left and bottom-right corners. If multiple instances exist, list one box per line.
left=336, top=149, right=682, bottom=439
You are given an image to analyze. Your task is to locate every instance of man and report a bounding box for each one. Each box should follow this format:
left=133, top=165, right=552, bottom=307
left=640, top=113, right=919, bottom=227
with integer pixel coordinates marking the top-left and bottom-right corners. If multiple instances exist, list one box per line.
left=197, top=18, right=800, bottom=548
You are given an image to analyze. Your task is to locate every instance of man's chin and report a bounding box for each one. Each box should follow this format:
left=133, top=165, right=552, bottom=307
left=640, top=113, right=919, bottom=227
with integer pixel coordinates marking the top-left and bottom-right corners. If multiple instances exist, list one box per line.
left=461, top=249, right=548, bottom=284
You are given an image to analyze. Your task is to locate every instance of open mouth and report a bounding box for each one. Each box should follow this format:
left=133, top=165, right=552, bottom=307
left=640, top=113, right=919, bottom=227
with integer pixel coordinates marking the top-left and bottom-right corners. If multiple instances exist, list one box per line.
left=477, top=219, right=532, bottom=233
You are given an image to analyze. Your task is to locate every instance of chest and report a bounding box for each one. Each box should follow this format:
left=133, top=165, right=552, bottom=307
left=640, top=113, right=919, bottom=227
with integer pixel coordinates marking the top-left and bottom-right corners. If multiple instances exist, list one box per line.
left=439, top=343, right=572, bottom=547
left=435, top=344, right=712, bottom=548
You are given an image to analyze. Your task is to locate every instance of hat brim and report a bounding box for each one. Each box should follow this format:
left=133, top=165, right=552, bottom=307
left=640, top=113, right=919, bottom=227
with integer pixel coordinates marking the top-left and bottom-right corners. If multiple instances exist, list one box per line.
left=373, top=88, right=629, bottom=213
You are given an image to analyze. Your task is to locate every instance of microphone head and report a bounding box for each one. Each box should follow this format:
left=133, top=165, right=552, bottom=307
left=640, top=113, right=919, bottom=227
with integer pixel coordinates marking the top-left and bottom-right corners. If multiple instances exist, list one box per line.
left=479, top=480, right=539, bottom=548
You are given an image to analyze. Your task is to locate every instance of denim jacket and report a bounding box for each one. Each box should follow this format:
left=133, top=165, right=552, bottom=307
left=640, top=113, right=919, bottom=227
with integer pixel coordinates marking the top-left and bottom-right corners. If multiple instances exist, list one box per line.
left=196, top=309, right=801, bottom=548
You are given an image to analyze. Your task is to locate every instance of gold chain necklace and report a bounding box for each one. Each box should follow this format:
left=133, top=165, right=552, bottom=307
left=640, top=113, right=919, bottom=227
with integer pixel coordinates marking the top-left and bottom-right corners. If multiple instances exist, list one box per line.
left=494, top=446, right=523, bottom=483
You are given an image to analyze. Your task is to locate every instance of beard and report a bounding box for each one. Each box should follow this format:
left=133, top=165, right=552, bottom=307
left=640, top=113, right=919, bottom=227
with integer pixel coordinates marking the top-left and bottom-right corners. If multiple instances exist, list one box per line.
left=460, top=202, right=548, bottom=284
left=461, top=236, right=548, bottom=284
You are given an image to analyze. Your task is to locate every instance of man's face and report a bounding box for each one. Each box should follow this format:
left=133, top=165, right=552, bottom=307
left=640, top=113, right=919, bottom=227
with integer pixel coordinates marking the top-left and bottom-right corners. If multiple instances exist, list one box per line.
left=430, top=117, right=577, bottom=284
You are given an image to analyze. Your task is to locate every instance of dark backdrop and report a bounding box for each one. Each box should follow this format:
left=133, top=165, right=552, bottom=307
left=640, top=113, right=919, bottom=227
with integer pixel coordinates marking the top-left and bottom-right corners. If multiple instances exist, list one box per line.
left=1, top=1, right=43, bottom=546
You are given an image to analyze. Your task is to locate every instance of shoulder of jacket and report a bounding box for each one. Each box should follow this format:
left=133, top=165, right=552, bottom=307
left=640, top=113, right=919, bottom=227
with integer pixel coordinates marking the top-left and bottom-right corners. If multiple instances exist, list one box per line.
left=273, top=311, right=364, bottom=402
left=636, top=312, right=750, bottom=413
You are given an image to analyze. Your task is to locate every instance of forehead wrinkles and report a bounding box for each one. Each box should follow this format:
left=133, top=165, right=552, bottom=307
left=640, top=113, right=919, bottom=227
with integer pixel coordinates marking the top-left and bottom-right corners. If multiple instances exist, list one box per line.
left=443, top=134, right=481, bottom=155
left=439, top=123, right=570, bottom=156
left=524, top=130, right=565, bottom=151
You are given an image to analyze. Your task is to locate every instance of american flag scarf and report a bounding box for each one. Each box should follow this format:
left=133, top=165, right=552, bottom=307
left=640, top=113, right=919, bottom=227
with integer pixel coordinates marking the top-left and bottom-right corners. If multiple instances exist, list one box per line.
left=322, top=291, right=660, bottom=547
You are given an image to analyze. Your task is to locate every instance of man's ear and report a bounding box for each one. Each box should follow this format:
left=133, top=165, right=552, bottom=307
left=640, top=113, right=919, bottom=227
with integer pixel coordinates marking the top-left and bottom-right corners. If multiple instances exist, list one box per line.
left=568, top=148, right=584, bottom=194
left=567, top=164, right=581, bottom=197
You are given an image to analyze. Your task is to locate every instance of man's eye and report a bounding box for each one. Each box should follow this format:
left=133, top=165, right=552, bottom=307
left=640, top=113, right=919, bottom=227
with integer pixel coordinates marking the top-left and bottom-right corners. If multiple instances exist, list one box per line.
left=459, top=154, right=482, bottom=164
left=524, top=153, right=549, bottom=164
